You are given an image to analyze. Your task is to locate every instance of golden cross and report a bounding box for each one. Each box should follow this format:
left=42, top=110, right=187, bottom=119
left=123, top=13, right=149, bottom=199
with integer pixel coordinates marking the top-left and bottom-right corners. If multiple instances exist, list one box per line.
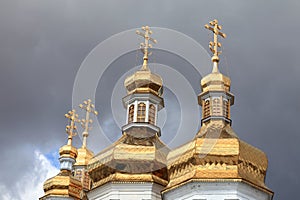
left=205, top=19, right=226, bottom=62
left=65, top=109, right=79, bottom=146
left=136, top=26, right=157, bottom=70
left=79, top=99, right=98, bottom=148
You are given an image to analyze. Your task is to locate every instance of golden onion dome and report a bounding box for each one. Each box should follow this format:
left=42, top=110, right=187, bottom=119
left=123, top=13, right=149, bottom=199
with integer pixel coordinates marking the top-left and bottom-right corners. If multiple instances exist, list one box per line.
left=124, top=68, right=163, bottom=96
left=201, top=70, right=231, bottom=93
left=87, top=134, right=169, bottom=189
left=59, top=144, right=78, bottom=160
left=164, top=121, right=272, bottom=195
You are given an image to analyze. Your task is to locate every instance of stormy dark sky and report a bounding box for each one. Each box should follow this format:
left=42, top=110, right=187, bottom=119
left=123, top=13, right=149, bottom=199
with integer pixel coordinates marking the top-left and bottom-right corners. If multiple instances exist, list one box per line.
left=0, top=1, right=299, bottom=199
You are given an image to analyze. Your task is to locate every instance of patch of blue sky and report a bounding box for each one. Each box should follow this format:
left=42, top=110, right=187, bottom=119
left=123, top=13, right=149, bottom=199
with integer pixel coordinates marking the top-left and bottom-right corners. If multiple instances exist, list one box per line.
left=45, top=150, right=60, bottom=169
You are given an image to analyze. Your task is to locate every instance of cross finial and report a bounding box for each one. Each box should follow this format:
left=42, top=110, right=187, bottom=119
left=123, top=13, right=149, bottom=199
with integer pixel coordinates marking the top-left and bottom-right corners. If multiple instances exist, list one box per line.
left=65, top=109, right=79, bottom=146
left=136, top=26, right=157, bottom=70
left=205, top=19, right=226, bottom=72
left=79, top=99, right=98, bottom=148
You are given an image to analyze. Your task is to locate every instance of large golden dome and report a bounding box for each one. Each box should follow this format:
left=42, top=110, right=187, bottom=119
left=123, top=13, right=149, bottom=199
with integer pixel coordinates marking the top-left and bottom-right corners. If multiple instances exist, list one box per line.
left=164, top=121, right=272, bottom=195
left=87, top=134, right=169, bottom=188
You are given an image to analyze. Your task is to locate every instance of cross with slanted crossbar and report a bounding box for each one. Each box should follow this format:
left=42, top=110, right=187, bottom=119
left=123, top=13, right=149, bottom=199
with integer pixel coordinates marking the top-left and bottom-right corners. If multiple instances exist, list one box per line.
left=205, top=19, right=226, bottom=62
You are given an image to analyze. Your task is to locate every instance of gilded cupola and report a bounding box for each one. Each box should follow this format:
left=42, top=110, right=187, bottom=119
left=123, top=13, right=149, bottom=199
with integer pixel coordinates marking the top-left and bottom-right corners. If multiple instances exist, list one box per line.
left=163, top=20, right=273, bottom=197
left=124, top=69, right=163, bottom=97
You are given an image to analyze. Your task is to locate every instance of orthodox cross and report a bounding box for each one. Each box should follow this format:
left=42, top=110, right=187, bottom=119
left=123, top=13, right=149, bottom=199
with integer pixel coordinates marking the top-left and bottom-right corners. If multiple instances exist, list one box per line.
left=205, top=19, right=226, bottom=62
left=136, top=26, right=157, bottom=70
left=65, top=109, right=79, bottom=146
left=79, top=99, right=98, bottom=148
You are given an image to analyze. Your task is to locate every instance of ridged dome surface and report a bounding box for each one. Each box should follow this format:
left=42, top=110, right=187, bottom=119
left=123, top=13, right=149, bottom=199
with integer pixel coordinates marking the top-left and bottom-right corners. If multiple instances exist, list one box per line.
left=87, top=134, right=169, bottom=189
left=124, top=69, right=163, bottom=96
left=165, top=121, right=271, bottom=194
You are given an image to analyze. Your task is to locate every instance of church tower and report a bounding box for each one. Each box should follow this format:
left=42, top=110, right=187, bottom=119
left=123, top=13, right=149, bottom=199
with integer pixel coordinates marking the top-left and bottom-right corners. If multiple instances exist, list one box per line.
left=87, top=26, right=169, bottom=200
left=122, top=26, right=164, bottom=137
left=162, top=20, right=274, bottom=200
left=40, top=110, right=83, bottom=200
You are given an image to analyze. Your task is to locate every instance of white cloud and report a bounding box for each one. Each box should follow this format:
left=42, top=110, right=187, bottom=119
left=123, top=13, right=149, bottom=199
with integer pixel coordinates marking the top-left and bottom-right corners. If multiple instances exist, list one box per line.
left=0, top=150, right=59, bottom=200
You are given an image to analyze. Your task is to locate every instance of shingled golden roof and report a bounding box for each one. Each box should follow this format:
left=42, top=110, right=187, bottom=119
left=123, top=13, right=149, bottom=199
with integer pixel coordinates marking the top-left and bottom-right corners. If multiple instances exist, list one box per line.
left=41, top=170, right=82, bottom=200
left=87, top=133, right=169, bottom=188
left=164, top=121, right=272, bottom=194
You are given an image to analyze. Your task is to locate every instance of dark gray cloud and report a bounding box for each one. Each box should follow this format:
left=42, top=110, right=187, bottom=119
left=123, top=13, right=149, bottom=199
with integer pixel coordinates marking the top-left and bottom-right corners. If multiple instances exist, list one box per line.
left=0, top=0, right=299, bottom=199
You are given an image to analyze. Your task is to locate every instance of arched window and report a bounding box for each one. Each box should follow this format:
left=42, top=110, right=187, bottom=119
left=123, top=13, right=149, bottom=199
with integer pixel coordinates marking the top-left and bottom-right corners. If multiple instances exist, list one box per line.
left=212, top=98, right=221, bottom=116
left=148, top=104, right=156, bottom=124
left=203, top=99, right=210, bottom=118
left=128, top=105, right=134, bottom=123
left=137, top=103, right=146, bottom=122
left=223, top=99, right=229, bottom=118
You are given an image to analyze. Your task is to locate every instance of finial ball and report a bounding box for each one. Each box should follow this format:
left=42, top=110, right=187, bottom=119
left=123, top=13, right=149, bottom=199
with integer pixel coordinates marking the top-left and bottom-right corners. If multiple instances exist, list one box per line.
left=211, top=55, right=219, bottom=62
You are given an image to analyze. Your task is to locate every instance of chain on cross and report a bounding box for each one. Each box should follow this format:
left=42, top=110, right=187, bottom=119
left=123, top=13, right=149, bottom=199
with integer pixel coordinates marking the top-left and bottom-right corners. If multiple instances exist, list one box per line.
left=79, top=99, right=98, bottom=148
left=136, top=26, right=157, bottom=70
left=65, top=109, right=80, bottom=146
left=205, top=19, right=226, bottom=62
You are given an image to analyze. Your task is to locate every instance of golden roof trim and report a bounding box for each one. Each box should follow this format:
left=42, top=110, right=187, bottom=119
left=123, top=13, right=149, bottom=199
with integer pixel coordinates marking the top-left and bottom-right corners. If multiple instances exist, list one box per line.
left=92, top=172, right=168, bottom=189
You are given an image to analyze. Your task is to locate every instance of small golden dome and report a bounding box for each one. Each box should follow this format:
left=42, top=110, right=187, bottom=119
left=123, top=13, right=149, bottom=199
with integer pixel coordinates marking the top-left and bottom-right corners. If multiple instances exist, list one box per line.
left=201, top=71, right=231, bottom=93
left=59, top=144, right=78, bottom=160
left=74, top=147, right=94, bottom=166
left=124, top=68, right=163, bottom=96
left=41, top=170, right=83, bottom=200
left=87, top=134, right=169, bottom=188
left=164, top=121, right=271, bottom=194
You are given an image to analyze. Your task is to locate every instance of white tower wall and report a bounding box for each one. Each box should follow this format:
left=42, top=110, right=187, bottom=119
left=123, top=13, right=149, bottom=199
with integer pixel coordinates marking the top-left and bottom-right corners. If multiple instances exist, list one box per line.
left=163, top=181, right=272, bottom=200
left=88, top=182, right=164, bottom=200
